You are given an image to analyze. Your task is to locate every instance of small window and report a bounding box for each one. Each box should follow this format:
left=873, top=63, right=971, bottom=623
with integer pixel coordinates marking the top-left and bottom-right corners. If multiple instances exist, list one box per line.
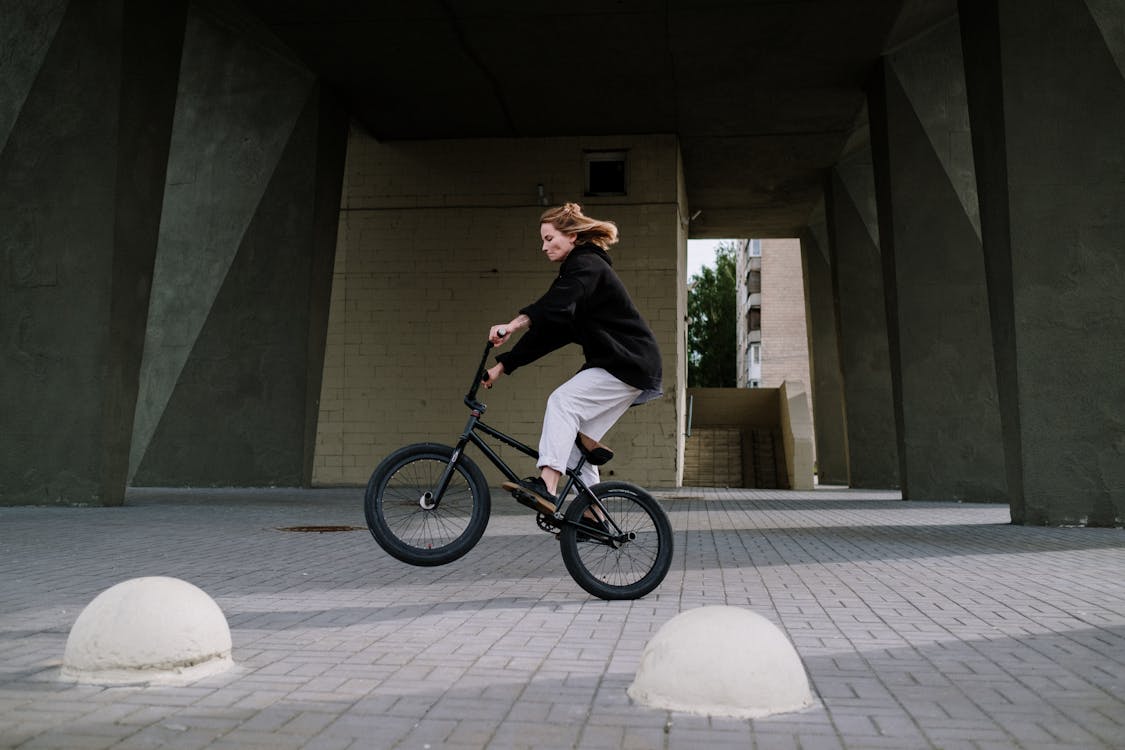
left=749, top=239, right=762, bottom=257
left=584, top=150, right=627, bottom=196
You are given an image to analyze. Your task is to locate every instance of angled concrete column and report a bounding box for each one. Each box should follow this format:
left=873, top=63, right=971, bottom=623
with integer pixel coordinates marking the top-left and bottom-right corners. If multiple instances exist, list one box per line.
left=800, top=218, right=848, bottom=486
left=129, top=5, right=346, bottom=487
left=868, top=24, right=1007, bottom=503
left=0, top=0, right=187, bottom=505
left=825, top=153, right=900, bottom=489
left=961, top=0, right=1125, bottom=525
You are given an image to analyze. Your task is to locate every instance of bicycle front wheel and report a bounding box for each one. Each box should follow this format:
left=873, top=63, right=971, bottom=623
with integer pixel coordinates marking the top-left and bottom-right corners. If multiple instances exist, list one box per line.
left=364, top=443, right=490, bottom=566
left=558, top=481, right=673, bottom=600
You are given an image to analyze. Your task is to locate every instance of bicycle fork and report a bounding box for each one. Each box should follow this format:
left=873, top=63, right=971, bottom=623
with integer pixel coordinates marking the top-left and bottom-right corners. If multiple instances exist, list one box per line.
left=419, top=447, right=463, bottom=510
left=420, top=411, right=484, bottom=510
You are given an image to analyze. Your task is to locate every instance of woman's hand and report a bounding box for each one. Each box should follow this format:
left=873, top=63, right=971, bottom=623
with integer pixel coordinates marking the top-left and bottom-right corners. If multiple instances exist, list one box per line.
left=482, top=363, right=505, bottom=389
left=489, top=314, right=529, bottom=346
left=489, top=325, right=511, bottom=347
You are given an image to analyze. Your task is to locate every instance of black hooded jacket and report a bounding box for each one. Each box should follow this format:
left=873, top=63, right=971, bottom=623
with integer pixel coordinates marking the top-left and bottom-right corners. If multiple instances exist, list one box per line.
left=495, top=244, right=663, bottom=398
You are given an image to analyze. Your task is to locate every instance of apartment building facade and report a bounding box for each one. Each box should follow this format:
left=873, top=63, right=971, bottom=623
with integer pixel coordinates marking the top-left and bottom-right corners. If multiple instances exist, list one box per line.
left=735, top=238, right=811, bottom=398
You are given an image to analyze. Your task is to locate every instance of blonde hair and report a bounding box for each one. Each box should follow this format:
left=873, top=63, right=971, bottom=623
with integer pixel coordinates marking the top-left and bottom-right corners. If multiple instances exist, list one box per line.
left=539, top=203, right=619, bottom=250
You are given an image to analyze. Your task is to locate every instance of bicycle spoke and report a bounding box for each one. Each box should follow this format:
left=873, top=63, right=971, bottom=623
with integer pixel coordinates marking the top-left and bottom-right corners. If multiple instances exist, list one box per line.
left=378, top=458, right=475, bottom=551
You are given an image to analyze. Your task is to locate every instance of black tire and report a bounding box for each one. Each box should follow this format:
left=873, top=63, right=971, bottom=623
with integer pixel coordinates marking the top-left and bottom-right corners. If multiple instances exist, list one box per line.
left=558, top=481, right=673, bottom=600
left=364, top=443, right=490, bottom=566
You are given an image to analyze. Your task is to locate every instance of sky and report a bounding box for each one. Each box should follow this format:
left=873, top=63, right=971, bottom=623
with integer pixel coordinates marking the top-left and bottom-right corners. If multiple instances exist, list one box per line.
left=687, top=239, right=733, bottom=281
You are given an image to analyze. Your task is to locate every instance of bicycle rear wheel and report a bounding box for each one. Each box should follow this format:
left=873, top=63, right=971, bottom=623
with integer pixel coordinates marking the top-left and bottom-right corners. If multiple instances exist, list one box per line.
left=558, top=481, right=673, bottom=600
left=364, top=443, right=490, bottom=566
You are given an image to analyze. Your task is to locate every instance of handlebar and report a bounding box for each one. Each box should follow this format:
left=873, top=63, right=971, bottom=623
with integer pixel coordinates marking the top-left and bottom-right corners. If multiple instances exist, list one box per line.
left=464, top=329, right=508, bottom=410
left=465, top=340, right=494, bottom=409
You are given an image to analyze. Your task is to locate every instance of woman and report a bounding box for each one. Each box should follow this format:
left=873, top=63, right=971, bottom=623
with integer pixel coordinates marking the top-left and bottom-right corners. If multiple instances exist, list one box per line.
left=484, top=203, right=662, bottom=513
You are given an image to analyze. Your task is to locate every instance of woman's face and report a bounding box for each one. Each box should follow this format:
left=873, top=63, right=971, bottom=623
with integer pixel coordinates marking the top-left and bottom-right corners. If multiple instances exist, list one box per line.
left=541, top=223, right=577, bottom=263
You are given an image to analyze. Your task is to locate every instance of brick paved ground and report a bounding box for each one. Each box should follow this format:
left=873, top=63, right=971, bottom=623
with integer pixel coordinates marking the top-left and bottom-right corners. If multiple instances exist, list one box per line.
left=2, top=487, right=1124, bottom=749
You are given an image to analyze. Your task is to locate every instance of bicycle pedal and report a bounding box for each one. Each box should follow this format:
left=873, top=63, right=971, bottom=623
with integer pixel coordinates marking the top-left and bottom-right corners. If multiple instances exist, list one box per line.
left=502, top=483, right=557, bottom=515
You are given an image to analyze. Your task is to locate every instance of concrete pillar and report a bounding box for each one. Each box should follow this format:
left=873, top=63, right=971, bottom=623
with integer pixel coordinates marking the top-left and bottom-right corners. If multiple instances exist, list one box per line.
left=961, top=0, right=1125, bottom=525
left=799, top=219, right=848, bottom=486
left=129, top=5, right=347, bottom=487
left=0, top=0, right=187, bottom=505
left=825, top=150, right=900, bottom=489
left=867, top=22, right=1007, bottom=503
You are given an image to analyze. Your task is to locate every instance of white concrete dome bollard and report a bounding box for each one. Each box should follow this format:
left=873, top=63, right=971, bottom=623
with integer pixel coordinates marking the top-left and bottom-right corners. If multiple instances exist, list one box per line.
left=628, top=606, right=814, bottom=718
left=61, top=576, right=233, bottom=685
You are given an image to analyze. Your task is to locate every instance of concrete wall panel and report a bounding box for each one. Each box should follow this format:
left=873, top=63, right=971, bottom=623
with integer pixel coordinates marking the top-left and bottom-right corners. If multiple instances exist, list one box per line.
left=826, top=161, right=900, bottom=489
left=800, top=225, right=848, bottom=485
left=133, top=87, right=346, bottom=486
left=0, top=0, right=67, bottom=155
left=0, top=0, right=186, bottom=505
left=869, top=25, right=1007, bottom=503
left=1002, top=0, right=1125, bottom=525
left=963, top=0, right=1125, bottom=524
left=129, top=3, right=347, bottom=486
left=129, top=5, right=315, bottom=480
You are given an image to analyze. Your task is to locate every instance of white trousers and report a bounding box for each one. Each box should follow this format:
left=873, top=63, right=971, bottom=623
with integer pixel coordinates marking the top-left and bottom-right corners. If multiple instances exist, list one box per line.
left=537, top=368, right=641, bottom=492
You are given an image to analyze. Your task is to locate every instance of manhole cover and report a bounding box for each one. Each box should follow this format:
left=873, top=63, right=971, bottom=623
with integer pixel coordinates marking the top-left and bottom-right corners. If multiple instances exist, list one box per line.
left=276, top=525, right=365, bottom=533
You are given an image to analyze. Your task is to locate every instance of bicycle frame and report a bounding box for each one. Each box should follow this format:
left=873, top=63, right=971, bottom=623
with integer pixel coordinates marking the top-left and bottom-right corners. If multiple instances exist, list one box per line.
left=424, top=341, right=594, bottom=519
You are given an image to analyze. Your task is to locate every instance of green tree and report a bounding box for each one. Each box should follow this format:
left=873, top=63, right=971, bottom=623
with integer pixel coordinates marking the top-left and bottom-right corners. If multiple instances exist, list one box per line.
left=688, top=242, right=738, bottom=387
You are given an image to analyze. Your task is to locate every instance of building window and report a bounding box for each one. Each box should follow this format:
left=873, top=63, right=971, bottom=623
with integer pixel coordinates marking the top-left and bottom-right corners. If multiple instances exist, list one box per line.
left=584, top=150, right=627, bottom=196
left=749, top=239, right=761, bottom=257
left=750, top=343, right=761, bottom=365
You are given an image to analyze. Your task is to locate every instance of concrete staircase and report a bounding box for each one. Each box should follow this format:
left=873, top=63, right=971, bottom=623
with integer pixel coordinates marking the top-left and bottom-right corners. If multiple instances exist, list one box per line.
left=683, top=426, right=790, bottom=489
left=682, top=427, right=742, bottom=487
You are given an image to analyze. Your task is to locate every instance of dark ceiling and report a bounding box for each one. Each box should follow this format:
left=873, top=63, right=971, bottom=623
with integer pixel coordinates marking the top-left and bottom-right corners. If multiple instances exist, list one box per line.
left=240, top=0, right=957, bottom=238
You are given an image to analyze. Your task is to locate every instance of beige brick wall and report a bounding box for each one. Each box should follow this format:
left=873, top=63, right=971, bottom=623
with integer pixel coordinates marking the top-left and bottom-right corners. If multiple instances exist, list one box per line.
left=314, top=131, right=687, bottom=488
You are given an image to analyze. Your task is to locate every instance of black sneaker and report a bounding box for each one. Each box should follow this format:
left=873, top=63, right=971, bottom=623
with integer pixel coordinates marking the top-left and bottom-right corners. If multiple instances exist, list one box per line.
left=501, top=476, right=558, bottom=515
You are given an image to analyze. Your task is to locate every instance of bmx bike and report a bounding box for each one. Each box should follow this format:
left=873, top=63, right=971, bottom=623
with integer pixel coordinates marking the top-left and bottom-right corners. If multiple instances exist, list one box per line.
left=363, top=339, right=674, bottom=600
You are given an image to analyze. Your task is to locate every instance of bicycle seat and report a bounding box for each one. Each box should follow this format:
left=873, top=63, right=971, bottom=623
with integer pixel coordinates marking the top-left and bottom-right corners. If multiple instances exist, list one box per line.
left=576, top=433, right=614, bottom=466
